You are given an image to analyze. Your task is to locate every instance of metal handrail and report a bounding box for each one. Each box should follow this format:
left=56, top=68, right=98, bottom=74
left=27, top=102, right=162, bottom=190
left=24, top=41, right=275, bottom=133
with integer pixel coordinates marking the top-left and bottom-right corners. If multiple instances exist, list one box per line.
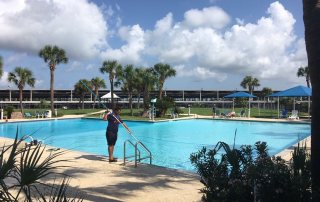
left=124, top=140, right=140, bottom=165
left=123, top=139, right=152, bottom=167
left=134, top=141, right=152, bottom=167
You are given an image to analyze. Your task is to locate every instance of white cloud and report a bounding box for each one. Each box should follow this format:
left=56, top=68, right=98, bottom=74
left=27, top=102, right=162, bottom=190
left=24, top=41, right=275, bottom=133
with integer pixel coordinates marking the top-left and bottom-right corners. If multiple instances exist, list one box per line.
left=174, top=65, right=227, bottom=81
left=66, top=61, right=82, bottom=72
left=183, top=7, right=230, bottom=29
left=137, top=1, right=305, bottom=82
left=0, top=72, right=11, bottom=89
left=35, top=79, right=44, bottom=88
left=100, top=24, right=145, bottom=64
left=0, top=0, right=108, bottom=59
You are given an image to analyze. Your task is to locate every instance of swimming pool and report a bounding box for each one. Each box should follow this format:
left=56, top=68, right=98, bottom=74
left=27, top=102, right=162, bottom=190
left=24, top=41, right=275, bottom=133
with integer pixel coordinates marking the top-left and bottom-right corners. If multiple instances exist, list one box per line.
left=0, top=119, right=310, bottom=171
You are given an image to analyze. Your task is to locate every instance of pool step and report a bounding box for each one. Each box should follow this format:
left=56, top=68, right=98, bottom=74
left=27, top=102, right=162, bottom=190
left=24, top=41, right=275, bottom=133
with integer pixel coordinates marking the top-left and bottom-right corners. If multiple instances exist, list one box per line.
left=123, top=139, right=152, bottom=167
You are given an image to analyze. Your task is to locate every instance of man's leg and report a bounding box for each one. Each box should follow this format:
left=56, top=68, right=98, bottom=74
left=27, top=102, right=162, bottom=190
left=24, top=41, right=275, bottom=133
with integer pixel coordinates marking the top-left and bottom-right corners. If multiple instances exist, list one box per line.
left=108, top=145, right=114, bottom=160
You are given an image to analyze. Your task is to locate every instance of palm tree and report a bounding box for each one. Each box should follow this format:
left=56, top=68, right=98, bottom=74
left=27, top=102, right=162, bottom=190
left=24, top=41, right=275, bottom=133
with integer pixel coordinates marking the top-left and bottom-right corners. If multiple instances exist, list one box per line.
left=99, top=60, right=122, bottom=110
left=297, top=66, right=311, bottom=87
left=133, top=68, right=144, bottom=109
left=119, top=64, right=136, bottom=116
left=91, top=77, right=106, bottom=109
left=0, top=55, right=3, bottom=78
left=240, top=76, right=260, bottom=94
left=39, top=45, right=68, bottom=113
left=261, top=87, right=273, bottom=109
left=139, top=68, right=157, bottom=113
left=8, top=67, right=35, bottom=113
left=303, top=0, right=320, bottom=198
left=153, top=63, right=176, bottom=99
left=74, top=79, right=91, bottom=109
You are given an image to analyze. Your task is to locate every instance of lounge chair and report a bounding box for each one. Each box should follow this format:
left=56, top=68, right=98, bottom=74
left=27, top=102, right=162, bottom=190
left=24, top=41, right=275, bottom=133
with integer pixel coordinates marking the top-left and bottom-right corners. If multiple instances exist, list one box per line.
left=213, top=109, right=220, bottom=118
left=24, top=112, right=32, bottom=118
left=221, top=111, right=236, bottom=118
left=238, top=109, right=246, bottom=117
left=171, top=110, right=178, bottom=119
left=226, top=111, right=236, bottom=118
left=288, top=110, right=299, bottom=120
left=280, top=109, right=288, bottom=118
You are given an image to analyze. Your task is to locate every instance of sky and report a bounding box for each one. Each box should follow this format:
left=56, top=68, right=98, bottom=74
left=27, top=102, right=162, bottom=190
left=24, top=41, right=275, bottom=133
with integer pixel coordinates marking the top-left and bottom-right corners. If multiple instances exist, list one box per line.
left=0, top=0, right=307, bottom=91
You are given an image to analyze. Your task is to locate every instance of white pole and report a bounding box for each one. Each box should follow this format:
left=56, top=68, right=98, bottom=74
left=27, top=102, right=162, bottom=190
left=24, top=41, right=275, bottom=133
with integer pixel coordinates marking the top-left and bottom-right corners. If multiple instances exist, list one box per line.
left=248, top=98, right=251, bottom=118
left=308, top=96, right=310, bottom=119
left=232, top=98, right=234, bottom=111
left=277, top=97, right=280, bottom=118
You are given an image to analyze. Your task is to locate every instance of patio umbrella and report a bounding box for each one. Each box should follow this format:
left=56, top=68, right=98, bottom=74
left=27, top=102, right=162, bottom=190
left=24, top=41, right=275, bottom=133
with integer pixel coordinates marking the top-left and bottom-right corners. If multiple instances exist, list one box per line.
left=101, top=92, right=120, bottom=99
left=224, top=92, right=257, bottom=118
left=269, top=85, right=311, bottom=118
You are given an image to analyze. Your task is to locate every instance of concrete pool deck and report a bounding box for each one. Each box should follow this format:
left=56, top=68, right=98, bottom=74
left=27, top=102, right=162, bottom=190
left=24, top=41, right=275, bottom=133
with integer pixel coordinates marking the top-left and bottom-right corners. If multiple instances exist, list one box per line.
left=0, top=114, right=311, bottom=201
left=0, top=137, right=202, bottom=202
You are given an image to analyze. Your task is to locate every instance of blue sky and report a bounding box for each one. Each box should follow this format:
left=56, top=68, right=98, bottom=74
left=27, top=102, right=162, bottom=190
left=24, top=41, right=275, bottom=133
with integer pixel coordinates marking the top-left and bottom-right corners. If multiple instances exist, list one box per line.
left=0, top=0, right=307, bottom=91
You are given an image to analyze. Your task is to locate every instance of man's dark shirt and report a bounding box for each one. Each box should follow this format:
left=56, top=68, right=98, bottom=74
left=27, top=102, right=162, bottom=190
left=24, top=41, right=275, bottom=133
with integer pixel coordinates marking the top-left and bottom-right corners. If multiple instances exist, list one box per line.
left=107, top=112, right=123, bottom=132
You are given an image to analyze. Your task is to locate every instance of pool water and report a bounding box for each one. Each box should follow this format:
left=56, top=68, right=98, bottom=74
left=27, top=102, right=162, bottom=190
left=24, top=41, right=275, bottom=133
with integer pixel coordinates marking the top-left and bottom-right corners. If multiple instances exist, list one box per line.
left=0, top=119, right=310, bottom=171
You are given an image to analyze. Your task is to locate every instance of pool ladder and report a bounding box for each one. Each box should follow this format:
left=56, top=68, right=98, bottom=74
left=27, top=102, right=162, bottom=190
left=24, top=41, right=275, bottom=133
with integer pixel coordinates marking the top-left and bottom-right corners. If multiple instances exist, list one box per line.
left=123, top=140, right=152, bottom=167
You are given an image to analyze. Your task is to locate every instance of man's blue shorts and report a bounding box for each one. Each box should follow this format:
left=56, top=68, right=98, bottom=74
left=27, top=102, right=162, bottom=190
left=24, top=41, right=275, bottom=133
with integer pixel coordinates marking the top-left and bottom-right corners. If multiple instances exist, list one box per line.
left=106, top=130, right=118, bottom=146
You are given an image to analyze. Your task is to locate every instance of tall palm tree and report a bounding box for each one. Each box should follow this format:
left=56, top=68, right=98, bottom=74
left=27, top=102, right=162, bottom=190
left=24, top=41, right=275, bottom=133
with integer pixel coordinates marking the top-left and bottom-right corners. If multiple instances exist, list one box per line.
left=261, top=87, right=273, bottom=109
left=74, top=79, right=91, bottom=109
left=91, top=77, right=106, bottom=109
left=303, top=0, right=320, bottom=198
left=99, top=60, right=122, bottom=110
left=8, top=67, right=35, bottom=113
left=0, top=55, right=3, bottom=78
left=39, top=45, right=68, bottom=113
left=133, top=68, right=145, bottom=109
left=297, top=66, right=311, bottom=87
left=139, top=68, right=157, bottom=112
left=119, top=64, right=136, bottom=116
left=153, top=63, right=176, bottom=99
left=240, top=76, right=260, bottom=94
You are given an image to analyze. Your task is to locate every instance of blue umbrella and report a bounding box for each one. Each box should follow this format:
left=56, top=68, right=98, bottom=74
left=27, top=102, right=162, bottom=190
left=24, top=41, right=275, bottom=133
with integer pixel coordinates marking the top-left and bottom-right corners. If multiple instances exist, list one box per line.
left=224, top=91, right=257, bottom=98
left=269, top=85, right=311, bottom=97
left=269, top=85, right=311, bottom=118
left=224, top=92, right=257, bottom=117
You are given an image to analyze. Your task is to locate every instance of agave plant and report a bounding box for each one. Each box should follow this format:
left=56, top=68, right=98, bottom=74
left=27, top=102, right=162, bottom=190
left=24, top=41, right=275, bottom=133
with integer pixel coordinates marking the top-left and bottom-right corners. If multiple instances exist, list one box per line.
left=0, top=127, right=84, bottom=201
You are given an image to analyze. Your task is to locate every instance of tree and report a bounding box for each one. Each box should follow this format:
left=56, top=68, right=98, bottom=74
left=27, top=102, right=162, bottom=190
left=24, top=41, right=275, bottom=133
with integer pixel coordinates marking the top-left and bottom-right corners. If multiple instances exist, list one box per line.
left=261, top=87, right=273, bottom=109
left=240, top=76, right=260, bottom=94
left=8, top=67, right=35, bottom=113
left=140, top=68, right=157, bottom=113
left=74, top=79, right=91, bottom=109
left=91, top=77, right=106, bottom=109
left=261, top=87, right=273, bottom=98
left=100, top=60, right=122, bottom=110
left=131, top=68, right=142, bottom=109
left=153, top=63, right=176, bottom=99
left=297, top=66, right=311, bottom=87
left=303, top=0, right=320, bottom=198
left=0, top=55, right=3, bottom=78
left=39, top=45, right=68, bottom=113
left=119, top=64, right=136, bottom=116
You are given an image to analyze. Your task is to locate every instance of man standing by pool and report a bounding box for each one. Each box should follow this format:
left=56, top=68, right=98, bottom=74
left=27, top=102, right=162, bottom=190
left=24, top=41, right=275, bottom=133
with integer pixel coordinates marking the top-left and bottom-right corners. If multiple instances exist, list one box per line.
left=103, top=106, right=131, bottom=162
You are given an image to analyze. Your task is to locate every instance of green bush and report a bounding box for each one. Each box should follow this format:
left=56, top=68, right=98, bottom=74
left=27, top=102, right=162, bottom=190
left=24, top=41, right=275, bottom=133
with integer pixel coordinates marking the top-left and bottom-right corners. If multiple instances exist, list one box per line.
left=190, top=140, right=311, bottom=202
left=0, top=128, right=84, bottom=201
left=38, top=99, right=49, bottom=108
left=234, top=98, right=247, bottom=108
left=155, top=97, right=174, bottom=117
left=5, top=105, right=14, bottom=119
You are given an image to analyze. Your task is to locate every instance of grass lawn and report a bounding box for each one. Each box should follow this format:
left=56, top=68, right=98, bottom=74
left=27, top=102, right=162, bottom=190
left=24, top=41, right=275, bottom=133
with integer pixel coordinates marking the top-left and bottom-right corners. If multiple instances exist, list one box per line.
left=17, top=107, right=309, bottom=120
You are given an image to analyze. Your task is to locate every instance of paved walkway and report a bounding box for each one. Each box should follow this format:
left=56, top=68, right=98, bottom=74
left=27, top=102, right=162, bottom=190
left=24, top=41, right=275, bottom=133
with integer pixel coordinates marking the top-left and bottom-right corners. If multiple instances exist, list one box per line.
left=0, top=137, right=202, bottom=202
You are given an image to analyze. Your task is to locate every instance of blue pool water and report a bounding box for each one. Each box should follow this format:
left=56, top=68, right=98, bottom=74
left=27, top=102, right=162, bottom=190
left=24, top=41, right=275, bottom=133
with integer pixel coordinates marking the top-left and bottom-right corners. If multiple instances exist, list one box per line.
left=0, top=119, right=310, bottom=171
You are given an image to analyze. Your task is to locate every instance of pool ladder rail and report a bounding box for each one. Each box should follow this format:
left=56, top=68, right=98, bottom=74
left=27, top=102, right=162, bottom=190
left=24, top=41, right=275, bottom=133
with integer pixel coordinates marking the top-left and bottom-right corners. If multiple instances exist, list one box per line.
left=123, top=140, right=152, bottom=167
